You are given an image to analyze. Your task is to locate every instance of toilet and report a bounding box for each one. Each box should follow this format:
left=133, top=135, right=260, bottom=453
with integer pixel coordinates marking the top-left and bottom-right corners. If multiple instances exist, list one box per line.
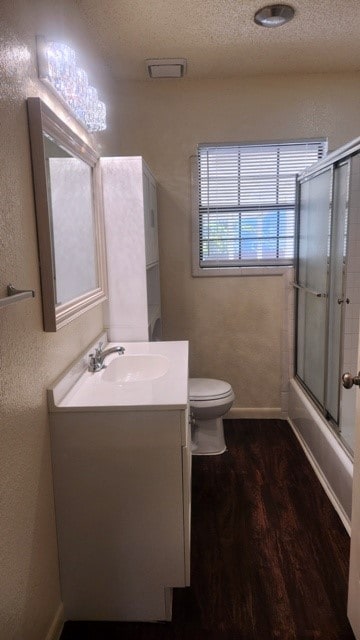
left=189, top=378, right=235, bottom=455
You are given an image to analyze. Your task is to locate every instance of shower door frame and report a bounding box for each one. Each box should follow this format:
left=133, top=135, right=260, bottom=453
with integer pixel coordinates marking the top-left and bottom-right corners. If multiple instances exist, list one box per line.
left=326, top=159, right=351, bottom=426
left=294, top=164, right=334, bottom=425
left=294, top=136, right=360, bottom=445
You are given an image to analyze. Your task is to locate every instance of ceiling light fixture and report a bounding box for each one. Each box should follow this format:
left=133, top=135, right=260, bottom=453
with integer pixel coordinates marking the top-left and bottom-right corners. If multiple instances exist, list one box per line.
left=254, top=4, right=295, bottom=27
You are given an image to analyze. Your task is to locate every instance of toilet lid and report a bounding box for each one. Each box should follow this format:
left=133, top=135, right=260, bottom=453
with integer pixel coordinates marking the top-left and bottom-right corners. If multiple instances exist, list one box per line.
left=189, top=378, right=233, bottom=401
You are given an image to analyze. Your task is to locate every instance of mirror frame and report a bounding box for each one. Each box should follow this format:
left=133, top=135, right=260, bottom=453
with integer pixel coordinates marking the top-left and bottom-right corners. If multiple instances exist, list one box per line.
left=27, top=97, right=107, bottom=331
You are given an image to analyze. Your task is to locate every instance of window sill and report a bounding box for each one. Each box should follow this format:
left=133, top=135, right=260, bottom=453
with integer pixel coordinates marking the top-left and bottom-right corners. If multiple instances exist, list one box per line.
left=192, top=265, right=293, bottom=277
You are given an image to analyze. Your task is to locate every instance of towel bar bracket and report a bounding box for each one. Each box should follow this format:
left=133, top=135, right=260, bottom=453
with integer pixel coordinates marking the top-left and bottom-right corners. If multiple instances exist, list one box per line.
left=0, top=284, right=35, bottom=309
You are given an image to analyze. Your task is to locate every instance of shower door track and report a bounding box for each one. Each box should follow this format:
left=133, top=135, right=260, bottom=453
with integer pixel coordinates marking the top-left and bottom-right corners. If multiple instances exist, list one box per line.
left=293, top=373, right=356, bottom=460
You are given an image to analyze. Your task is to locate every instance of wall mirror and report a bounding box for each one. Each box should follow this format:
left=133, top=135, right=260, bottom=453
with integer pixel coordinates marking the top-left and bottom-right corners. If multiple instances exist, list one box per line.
left=27, top=97, right=107, bottom=331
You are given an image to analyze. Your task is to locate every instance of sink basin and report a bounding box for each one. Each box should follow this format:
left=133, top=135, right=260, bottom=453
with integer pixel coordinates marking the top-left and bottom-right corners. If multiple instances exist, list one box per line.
left=102, top=354, right=170, bottom=383
left=48, top=340, right=189, bottom=409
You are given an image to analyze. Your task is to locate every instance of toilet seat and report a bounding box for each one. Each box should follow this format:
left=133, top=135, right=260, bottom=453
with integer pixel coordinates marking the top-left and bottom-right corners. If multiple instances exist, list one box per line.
left=189, top=378, right=233, bottom=401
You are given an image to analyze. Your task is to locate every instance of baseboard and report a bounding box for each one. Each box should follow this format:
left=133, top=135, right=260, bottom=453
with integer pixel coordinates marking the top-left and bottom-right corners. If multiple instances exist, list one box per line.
left=288, top=417, right=351, bottom=535
left=45, top=603, right=65, bottom=640
left=227, top=407, right=283, bottom=419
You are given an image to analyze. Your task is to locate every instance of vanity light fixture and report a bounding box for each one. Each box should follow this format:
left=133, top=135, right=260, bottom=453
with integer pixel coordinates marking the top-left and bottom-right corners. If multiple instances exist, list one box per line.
left=254, top=4, right=295, bottom=27
left=36, top=36, right=107, bottom=132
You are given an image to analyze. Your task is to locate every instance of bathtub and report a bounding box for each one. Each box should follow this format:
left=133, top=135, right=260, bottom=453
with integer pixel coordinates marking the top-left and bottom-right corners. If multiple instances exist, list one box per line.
left=288, top=378, right=353, bottom=534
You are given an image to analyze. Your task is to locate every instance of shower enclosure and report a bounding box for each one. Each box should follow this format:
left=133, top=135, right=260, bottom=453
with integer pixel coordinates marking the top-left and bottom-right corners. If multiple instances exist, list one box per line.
left=295, top=139, right=360, bottom=457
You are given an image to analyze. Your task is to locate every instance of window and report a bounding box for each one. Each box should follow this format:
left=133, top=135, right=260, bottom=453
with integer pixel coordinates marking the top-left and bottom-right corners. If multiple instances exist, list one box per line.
left=193, top=139, right=326, bottom=273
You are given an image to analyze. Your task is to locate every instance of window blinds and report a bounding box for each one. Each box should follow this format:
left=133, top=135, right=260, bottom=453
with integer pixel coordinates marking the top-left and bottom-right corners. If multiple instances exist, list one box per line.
left=198, top=140, right=325, bottom=267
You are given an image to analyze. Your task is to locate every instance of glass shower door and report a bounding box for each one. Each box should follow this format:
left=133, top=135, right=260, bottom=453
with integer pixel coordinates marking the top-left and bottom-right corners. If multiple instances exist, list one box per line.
left=326, top=161, right=350, bottom=424
left=296, top=149, right=359, bottom=455
left=338, top=155, right=360, bottom=453
left=296, top=168, right=332, bottom=405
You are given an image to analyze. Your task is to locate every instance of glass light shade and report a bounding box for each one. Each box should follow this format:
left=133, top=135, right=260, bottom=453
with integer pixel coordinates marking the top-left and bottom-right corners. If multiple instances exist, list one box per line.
left=37, top=37, right=107, bottom=132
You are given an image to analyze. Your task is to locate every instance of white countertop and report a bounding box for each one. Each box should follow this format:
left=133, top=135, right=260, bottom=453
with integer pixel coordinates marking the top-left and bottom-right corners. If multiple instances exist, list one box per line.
left=48, top=340, right=189, bottom=412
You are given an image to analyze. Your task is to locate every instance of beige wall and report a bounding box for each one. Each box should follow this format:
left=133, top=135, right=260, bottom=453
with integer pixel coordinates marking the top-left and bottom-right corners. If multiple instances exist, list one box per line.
left=112, top=73, right=360, bottom=409
left=0, top=2, right=117, bottom=639
left=2, top=2, right=360, bottom=636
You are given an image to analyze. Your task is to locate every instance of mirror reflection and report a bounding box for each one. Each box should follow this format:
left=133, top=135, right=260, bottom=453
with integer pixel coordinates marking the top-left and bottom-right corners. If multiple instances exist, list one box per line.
left=44, top=134, right=97, bottom=305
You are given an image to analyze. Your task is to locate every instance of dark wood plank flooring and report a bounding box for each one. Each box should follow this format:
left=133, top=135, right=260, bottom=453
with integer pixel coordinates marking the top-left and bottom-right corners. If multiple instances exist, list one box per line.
left=60, top=419, right=354, bottom=640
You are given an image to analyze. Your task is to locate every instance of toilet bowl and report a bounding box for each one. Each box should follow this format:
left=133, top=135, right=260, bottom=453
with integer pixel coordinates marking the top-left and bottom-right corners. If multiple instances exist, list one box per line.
left=189, top=378, right=235, bottom=455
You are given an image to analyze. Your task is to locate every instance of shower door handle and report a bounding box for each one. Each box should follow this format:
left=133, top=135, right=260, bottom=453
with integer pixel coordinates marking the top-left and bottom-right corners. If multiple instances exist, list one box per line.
left=342, top=372, right=360, bottom=389
left=292, top=283, right=327, bottom=297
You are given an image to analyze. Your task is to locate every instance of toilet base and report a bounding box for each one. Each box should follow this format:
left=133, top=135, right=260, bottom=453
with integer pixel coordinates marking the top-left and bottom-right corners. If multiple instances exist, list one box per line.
left=191, top=417, right=227, bottom=456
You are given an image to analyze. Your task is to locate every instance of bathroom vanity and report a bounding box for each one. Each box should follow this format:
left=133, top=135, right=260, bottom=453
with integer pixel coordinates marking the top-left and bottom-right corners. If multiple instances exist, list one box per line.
left=48, top=339, right=190, bottom=621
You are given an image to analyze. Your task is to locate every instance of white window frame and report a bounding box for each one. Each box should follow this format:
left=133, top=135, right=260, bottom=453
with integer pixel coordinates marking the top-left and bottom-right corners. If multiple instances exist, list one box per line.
left=191, top=139, right=327, bottom=277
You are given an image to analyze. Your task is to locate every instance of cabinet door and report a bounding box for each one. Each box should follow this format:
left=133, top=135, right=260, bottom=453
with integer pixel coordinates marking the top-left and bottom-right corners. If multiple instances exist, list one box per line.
left=143, top=170, right=152, bottom=266
left=51, top=409, right=187, bottom=620
left=143, top=167, right=158, bottom=266
left=182, top=443, right=192, bottom=586
left=149, top=178, right=159, bottom=263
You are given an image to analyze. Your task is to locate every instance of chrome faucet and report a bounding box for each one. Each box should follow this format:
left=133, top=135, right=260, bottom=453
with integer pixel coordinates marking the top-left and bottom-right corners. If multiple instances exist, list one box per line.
left=88, top=342, right=125, bottom=372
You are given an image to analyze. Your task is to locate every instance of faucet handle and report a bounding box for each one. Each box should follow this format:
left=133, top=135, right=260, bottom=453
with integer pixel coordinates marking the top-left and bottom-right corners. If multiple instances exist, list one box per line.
left=95, top=341, right=103, bottom=357
left=88, top=353, right=97, bottom=372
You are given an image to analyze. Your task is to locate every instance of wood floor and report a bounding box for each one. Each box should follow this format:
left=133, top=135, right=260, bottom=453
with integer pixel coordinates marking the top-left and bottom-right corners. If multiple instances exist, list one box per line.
left=60, top=419, right=355, bottom=640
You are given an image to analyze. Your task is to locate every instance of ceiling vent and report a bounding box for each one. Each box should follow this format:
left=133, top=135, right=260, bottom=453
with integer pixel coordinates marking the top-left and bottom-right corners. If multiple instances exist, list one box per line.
left=146, top=58, right=187, bottom=78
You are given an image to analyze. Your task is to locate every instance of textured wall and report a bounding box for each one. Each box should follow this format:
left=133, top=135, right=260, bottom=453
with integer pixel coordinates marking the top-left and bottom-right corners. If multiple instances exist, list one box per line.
left=111, top=73, right=360, bottom=409
left=0, top=2, right=117, bottom=639
left=2, top=3, right=360, bottom=636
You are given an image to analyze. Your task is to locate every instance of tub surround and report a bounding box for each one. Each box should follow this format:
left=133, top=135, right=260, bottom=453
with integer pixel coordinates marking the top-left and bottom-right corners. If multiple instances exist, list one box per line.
left=288, top=378, right=353, bottom=533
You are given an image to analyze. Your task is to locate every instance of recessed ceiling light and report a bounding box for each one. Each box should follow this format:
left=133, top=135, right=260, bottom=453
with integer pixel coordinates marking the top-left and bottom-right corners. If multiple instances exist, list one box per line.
left=254, top=4, right=295, bottom=27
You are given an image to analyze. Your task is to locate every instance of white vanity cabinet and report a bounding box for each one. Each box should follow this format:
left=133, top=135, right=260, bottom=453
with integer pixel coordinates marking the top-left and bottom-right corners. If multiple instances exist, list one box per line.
left=48, top=340, right=190, bottom=622
left=101, top=156, right=161, bottom=342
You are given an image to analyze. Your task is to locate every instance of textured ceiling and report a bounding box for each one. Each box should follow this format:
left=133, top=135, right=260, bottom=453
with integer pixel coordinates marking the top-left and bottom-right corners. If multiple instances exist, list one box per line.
left=76, top=0, right=360, bottom=80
